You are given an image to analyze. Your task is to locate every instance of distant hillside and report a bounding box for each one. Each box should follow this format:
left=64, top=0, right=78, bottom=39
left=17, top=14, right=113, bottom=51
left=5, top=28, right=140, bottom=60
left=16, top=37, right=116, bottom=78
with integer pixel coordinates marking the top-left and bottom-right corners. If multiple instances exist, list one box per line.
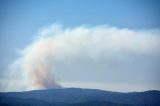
left=0, top=88, right=160, bottom=106
left=0, top=97, right=130, bottom=106
left=69, top=101, right=131, bottom=106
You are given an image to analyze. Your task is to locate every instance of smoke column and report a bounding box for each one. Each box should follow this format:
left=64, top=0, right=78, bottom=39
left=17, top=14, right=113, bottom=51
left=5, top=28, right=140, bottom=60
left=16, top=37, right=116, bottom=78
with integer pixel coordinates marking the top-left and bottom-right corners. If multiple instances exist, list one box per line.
left=7, top=24, right=160, bottom=91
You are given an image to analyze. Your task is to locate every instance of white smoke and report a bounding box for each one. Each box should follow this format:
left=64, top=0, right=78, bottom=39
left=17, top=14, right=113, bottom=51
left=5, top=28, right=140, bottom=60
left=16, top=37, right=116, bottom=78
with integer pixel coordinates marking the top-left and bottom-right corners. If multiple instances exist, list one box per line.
left=5, top=24, right=160, bottom=91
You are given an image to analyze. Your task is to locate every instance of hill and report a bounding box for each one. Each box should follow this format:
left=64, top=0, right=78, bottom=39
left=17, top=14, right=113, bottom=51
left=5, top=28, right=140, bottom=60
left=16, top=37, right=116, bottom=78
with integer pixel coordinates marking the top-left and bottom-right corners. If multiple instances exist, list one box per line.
left=0, top=88, right=160, bottom=106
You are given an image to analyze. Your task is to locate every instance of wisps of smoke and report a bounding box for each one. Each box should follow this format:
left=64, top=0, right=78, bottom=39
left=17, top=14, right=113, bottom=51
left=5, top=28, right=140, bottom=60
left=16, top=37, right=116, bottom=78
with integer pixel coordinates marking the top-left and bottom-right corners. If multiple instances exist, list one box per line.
left=5, top=24, right=160, bottom=91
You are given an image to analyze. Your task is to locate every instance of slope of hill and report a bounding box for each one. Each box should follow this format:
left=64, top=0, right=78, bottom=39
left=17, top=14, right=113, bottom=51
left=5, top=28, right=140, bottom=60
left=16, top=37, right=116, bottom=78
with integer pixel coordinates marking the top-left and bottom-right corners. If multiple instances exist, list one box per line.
left=0, top=97, right=130, bottom=106
left=0, top=88, right=160, bottom=106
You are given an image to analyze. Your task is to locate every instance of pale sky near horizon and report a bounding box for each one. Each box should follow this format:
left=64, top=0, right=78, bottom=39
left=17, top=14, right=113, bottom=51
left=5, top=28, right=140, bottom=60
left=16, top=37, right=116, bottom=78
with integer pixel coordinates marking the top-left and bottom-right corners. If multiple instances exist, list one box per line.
left=0, top=0, right=160, bottom=92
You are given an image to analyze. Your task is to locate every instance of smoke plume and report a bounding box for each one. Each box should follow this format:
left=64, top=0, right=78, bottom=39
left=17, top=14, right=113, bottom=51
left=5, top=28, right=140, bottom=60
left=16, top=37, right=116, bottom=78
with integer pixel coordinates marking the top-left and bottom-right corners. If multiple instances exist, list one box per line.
left=6, top=24, right=160, bottom=91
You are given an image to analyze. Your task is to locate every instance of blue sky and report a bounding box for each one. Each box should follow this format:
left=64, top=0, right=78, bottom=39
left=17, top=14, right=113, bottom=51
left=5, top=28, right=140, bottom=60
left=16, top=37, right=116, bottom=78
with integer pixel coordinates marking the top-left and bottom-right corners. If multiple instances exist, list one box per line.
left=0, top=0, right=160, bottom=92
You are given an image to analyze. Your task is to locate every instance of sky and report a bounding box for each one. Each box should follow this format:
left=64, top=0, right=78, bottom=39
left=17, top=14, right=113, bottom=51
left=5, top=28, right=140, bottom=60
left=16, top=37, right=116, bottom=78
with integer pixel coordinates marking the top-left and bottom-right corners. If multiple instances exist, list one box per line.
left=0, top=0, right=160, bottom=92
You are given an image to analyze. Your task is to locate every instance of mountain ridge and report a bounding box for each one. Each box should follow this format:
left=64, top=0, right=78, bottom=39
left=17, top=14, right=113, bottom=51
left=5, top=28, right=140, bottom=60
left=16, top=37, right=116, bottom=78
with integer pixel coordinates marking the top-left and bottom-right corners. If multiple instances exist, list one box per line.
left=0, top=88, right=160, bottom=106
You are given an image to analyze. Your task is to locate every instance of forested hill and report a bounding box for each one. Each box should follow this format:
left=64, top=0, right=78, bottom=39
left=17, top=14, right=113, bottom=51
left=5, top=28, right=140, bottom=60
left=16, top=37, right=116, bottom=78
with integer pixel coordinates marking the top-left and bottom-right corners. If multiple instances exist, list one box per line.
left=0, top=88, right=160, bottom=106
